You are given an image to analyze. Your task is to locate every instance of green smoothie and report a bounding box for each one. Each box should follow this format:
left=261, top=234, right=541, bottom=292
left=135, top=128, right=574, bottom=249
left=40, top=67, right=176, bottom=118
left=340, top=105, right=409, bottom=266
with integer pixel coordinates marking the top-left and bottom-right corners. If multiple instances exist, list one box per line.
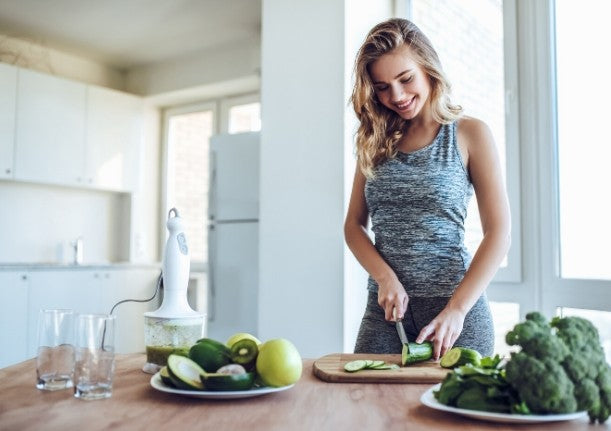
left=146, top=345, right=190, bottom=366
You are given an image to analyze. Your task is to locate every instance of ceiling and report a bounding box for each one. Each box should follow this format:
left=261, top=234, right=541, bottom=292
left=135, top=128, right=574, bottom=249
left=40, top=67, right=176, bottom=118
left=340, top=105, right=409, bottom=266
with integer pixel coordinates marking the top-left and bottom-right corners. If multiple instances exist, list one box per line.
left=0, top=0, right=261, bottom=69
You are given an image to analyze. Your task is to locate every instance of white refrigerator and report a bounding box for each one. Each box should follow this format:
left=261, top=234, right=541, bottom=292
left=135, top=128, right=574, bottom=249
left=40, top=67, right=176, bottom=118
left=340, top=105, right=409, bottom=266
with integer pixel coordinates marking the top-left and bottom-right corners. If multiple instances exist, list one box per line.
left=207, top=131, right=259, bottom=342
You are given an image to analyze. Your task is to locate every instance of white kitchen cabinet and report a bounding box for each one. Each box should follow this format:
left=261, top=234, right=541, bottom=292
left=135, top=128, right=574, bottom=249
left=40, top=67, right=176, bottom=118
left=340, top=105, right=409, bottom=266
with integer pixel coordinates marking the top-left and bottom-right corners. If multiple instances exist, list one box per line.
left=86, top=86, right=143, bottom=192
left=15, top=68, right=87, bottom=186
left=101, top=269, right=160, bottom=354
left=26, top=270, right=104, bottom=357
left=0, top=272, right=29, bottom=367
left=0, top=63, right=17, bottom=180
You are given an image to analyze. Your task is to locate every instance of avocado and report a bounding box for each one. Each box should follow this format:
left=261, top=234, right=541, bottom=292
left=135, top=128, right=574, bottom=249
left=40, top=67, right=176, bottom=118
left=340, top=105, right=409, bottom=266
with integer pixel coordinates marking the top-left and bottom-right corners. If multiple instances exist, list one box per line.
left=167, top=354, right=206, bottom=390
left=159, top=366, right=176, bottom=387
left=189, top=338, right=232, bottom=372
left=202, top=372, right=255, bottom=391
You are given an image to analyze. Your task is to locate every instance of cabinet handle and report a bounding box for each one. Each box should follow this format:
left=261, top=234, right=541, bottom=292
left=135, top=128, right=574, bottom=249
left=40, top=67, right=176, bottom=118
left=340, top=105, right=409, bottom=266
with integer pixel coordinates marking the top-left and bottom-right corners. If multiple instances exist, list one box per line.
left=21, top=274, right=28, bottom=281
left=5, top=168, right=10, bottom=174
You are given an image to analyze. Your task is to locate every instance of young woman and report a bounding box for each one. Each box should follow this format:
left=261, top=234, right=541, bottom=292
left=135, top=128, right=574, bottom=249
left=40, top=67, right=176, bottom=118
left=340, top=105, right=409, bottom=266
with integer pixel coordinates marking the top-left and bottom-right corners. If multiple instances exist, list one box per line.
left=345, top=18, right=511, bottom=360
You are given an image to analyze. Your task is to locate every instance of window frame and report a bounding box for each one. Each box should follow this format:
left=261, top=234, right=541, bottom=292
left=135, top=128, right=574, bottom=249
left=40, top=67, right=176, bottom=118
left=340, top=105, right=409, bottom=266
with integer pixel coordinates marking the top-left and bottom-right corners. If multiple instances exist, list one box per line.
left=160, top=92, right=261, bottom=267
left=532, top=0, right=611, bottom=316
left=219, top=93, right=261, bottom=134
left=160, top=100, right=218, bottom=269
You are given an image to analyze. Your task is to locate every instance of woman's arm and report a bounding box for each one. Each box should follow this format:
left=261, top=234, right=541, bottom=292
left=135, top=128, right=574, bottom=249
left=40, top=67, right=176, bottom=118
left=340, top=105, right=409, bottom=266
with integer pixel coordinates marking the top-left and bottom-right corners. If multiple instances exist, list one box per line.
left=344, top=167, right=408, bottom=320
left=416, top=118, right=511, bottom=359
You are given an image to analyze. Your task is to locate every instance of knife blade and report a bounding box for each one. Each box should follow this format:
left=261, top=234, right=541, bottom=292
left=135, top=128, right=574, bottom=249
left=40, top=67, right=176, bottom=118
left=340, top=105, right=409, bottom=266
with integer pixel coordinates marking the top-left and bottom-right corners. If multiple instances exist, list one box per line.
left=394, top=307, right=410, bottom=365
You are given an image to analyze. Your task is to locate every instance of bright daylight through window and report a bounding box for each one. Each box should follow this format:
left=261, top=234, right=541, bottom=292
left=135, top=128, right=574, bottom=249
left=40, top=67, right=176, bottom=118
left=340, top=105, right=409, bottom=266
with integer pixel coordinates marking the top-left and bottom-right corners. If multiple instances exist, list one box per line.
left=555, top=0, right=611, bottom=281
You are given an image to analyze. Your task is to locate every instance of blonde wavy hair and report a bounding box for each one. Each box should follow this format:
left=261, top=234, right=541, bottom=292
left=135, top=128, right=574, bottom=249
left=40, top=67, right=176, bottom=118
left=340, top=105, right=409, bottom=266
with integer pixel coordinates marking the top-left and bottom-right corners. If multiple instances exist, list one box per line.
left=352, top=18, right=462, bottom=177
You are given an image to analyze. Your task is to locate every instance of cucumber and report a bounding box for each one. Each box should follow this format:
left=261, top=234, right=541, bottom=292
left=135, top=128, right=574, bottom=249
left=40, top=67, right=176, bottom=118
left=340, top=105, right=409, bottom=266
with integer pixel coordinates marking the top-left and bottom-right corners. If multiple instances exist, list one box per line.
left=343, top=359, right=400, bottom=372
left=167, top=354, right=206, bottom=390
left=344, top=360, right=368, bottom=372
left=401, top=341, right=433, bottom=365
left=440, top=347, right=482, bottom=369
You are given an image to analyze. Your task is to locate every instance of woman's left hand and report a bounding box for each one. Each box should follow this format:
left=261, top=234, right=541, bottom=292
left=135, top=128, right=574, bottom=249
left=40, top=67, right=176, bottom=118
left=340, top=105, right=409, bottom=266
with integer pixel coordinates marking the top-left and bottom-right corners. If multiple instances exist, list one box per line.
left=415, top=307, right=466, bottom=360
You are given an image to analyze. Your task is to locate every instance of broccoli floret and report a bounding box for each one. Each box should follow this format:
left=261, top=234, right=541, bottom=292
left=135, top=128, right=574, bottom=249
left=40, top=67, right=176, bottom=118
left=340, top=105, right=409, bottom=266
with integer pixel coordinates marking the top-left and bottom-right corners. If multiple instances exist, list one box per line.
left=505, top=313, right=569, bottom=361
left=505, top=352, right=577, bottom=414
left=550, top=316, right=610, bottom=424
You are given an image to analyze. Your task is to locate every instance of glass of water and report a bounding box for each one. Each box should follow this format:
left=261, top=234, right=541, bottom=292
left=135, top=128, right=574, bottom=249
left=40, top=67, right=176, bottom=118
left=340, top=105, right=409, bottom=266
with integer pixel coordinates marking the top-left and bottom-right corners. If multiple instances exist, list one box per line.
left=36, top=309, right=75, bottom=391
left=73, top=313, right=116, bottom=400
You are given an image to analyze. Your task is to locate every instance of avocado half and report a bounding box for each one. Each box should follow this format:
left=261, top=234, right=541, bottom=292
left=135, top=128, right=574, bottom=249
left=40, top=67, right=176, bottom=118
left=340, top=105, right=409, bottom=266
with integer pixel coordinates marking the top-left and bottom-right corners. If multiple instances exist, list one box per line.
left=166, top=354, right=206, bottom=390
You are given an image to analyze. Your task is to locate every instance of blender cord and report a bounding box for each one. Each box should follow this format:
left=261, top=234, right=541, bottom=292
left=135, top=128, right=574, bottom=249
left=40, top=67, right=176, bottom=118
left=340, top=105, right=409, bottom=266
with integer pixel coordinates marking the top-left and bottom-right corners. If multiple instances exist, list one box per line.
left=100, top=271, right=162, bottom=351
left=109, top=271, right=163, bottom=315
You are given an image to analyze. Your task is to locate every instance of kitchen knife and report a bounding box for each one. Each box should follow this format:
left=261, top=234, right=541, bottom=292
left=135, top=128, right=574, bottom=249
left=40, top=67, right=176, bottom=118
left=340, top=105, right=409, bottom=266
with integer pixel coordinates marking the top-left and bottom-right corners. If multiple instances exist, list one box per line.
left=393, top=307, right=410, bottom=365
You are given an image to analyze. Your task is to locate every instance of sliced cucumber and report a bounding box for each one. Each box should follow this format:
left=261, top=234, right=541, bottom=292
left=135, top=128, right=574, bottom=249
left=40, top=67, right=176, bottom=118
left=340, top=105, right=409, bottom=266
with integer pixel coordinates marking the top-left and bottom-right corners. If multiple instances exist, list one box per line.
left=344, top=359, right=368, bottom=372
left=343, top=359, right=400, bottom=372
left=167, top=354, right=206, bottom=390
left=370, top=363, right=400, bottom=370
left=402, top=342, right=433, bottom=365
left=440, top=347, right=482, bottom=369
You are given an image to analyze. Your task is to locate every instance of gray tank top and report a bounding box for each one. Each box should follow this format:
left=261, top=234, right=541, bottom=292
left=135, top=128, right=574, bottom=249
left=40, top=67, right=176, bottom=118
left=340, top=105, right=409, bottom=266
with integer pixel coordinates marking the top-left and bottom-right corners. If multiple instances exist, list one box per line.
left=364, top=121, right=473, bottom=297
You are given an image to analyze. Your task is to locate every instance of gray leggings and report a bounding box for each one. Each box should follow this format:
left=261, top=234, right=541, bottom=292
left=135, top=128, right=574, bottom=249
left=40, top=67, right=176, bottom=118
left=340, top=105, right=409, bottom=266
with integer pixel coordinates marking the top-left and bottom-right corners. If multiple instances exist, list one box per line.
left=354, top=290, right=495, bottom=356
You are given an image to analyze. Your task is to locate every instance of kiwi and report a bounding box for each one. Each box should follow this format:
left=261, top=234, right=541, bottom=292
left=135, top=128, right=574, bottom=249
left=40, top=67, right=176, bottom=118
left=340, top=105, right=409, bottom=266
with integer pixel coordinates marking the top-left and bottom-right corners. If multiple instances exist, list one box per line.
left=230, top=339, right=258, bottom=369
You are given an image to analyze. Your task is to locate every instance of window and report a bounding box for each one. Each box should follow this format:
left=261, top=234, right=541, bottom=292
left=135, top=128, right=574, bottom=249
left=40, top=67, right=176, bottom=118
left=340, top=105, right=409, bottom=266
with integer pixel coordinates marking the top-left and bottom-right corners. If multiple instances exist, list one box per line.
left=409, top=0, right=520, bottom=281
left=555, top=0, right=611, bottom=281
left=220, top=94, right=261, bottom=134
left=162, top=94, right=261, bottom=265
left=163, top=103, right=216, bottom=263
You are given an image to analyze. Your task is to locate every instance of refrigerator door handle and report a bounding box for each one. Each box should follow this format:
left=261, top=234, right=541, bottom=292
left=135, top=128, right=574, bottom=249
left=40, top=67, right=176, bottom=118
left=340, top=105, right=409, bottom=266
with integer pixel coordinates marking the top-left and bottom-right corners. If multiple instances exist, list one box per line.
left=207, top=223, right=216, bottom=322
left=208, top=150, right=217, bottom=222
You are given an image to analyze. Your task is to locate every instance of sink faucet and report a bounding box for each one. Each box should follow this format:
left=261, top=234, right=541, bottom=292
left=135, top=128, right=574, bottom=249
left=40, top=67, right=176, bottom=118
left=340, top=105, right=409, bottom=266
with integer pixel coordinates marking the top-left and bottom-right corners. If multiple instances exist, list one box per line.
left=72, top=237, right=83, bottom=265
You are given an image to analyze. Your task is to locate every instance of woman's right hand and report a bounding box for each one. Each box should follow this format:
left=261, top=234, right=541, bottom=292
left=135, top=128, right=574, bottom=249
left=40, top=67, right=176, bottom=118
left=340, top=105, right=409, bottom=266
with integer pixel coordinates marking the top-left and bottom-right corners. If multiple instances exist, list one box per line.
left=377, top=276, right=409, bottom=321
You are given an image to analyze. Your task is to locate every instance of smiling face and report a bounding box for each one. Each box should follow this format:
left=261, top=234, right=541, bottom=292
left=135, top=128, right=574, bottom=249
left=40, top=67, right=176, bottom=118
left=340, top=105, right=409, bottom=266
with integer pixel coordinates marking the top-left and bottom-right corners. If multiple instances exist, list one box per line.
left=368, top=44, right=432, bottom=121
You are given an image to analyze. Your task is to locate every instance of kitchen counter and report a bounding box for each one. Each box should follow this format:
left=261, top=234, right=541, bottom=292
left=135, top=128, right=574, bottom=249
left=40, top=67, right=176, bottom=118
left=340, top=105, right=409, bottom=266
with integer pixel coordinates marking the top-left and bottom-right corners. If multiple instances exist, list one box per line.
left=0, top=354, right=604, bottom=431
left=0, top=262, right=161, bottom=271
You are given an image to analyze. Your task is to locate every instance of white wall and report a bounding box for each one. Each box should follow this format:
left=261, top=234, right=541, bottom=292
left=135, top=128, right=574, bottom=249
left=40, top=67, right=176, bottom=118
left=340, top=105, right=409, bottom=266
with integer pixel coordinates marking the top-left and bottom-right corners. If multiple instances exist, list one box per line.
left=259, top=0, right=393, bottom=357
left=0, top=181, right=130, bottom=263
left=343, top=0, right=395, bottom=353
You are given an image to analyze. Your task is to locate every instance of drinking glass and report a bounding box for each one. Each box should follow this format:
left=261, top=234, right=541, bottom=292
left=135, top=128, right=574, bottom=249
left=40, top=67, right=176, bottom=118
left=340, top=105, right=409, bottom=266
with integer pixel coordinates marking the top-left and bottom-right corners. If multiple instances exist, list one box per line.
left=36, top=309, right=75, bottom=391
left=73, top=314, right=116, bottom=400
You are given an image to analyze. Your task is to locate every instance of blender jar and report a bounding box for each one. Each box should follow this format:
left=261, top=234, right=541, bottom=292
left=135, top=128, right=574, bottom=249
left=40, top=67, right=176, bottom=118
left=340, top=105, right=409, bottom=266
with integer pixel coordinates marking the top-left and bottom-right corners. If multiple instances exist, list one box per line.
left=144, top=315, right=205, bottom=372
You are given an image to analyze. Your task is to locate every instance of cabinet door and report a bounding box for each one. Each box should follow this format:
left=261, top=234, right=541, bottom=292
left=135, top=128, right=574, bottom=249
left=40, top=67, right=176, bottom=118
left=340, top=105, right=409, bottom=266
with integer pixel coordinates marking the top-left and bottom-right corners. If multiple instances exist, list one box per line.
left=0, top=272, right=29, bottom=367
left=101, top=269, right=160, bottom=354
left=26, top=271, right=104, bottom=357
left=15, top=68, right=87, bottom=186
left=86, top=86, right=142, bottom=192
left=0, top=63, right=17, bottom=179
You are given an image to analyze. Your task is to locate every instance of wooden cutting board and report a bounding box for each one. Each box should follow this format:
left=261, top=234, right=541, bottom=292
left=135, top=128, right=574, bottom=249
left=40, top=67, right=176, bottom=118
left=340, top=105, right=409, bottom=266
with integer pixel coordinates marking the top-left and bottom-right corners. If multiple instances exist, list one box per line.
left=313, top=353, right=449, bottom=384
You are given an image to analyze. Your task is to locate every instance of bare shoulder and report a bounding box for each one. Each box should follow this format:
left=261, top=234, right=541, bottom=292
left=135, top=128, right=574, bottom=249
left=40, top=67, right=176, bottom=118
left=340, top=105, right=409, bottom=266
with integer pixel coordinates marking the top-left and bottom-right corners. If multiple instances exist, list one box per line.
left=457, top=116, right=494, bottom=146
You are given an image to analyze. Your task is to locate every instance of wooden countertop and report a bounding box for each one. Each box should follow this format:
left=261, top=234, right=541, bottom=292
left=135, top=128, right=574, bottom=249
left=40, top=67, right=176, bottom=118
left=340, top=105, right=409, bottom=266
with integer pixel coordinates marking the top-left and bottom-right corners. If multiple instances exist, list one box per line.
left=0, top=354, right=604, bottom=431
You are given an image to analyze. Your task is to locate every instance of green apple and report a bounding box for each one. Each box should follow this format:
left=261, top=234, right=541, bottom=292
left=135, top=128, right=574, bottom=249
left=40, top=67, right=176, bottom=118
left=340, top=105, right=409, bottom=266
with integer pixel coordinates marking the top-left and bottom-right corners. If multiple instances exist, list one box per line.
left=256, top=338, right=302, bottom=387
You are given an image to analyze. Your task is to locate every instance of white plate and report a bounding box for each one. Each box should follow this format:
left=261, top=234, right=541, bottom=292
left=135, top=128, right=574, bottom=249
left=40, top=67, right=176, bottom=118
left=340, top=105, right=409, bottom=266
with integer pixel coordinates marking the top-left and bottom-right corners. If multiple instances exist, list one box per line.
left=150, top=372, right=295, bottom=399
left=420, top=384, right=588, bottom=424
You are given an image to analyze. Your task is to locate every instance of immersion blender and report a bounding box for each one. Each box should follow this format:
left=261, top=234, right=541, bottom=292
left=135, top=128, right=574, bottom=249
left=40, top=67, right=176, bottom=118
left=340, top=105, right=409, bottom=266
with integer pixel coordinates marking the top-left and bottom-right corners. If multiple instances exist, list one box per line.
left=142, top=208, right=205, bottom=374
